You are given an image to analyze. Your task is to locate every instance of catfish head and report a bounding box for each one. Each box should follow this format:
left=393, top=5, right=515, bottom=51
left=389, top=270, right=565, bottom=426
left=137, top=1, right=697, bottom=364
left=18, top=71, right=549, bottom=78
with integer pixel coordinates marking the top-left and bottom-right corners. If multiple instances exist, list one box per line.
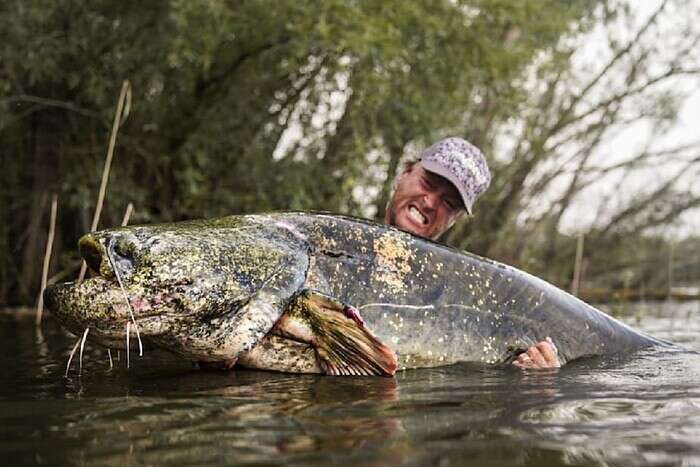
left=44, top=216, right=310, bottom=364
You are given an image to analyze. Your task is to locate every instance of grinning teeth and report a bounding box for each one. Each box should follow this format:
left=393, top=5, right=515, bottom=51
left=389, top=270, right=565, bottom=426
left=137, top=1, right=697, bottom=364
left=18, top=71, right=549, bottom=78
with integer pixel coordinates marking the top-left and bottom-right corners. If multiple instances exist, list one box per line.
left=408, top=206, right=427, bottom=225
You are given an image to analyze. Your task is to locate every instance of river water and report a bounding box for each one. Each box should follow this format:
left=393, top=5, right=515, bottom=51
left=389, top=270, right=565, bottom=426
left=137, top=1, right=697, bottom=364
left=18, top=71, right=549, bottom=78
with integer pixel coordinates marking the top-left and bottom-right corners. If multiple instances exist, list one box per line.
left=2, top=301, right=699, bottom=466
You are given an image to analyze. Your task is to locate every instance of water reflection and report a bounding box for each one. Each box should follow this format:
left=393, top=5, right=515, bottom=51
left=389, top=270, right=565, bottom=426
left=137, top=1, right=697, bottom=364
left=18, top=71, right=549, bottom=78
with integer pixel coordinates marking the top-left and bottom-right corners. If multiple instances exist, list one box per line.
left=1, top=303, right=699, bottom=466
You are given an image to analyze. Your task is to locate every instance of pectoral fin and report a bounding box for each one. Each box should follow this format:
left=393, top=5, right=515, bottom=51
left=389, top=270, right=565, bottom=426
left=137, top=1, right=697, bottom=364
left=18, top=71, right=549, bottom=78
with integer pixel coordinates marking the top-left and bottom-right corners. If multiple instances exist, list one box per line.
left=273, top=290, right=397, bottom=377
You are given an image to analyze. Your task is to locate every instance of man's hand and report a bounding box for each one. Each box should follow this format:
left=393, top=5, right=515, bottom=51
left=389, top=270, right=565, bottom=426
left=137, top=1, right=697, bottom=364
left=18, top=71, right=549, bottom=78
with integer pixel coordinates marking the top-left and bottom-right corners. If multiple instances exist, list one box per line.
left=513, top=337, right=560, bottom=369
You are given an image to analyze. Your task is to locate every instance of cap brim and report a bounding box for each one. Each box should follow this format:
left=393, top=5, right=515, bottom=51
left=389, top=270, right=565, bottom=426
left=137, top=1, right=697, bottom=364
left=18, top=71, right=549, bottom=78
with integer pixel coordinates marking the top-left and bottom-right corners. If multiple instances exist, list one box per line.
left=420, top=159, right=473, bottom=215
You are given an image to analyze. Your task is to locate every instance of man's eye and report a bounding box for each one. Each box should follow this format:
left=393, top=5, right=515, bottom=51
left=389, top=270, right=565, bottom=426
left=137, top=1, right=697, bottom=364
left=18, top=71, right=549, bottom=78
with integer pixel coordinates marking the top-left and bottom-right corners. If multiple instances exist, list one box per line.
left=444, top=199, right=458, bottom=210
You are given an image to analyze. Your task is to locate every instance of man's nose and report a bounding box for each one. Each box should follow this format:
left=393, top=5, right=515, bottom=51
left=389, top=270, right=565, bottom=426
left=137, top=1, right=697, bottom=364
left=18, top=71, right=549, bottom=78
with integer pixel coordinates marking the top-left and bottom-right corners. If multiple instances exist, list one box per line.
left=422, top=192, right=440, bottom=210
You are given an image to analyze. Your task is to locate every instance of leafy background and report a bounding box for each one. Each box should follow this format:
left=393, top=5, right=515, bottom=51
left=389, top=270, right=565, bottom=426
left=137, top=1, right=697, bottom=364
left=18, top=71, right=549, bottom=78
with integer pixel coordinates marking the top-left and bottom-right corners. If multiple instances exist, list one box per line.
left=2, top=0, right=699, bottom=306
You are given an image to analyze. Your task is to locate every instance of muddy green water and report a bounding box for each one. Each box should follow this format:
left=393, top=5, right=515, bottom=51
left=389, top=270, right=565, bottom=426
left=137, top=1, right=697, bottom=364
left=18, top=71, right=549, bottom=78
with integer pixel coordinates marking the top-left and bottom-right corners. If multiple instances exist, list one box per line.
left=2, top=301, right=699, bottom=466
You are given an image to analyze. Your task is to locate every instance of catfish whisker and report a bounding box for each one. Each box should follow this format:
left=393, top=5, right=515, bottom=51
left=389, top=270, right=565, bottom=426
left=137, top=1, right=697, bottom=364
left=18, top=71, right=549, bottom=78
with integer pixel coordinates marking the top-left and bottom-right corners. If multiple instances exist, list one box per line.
left=65, top=335, right=82, bottom=377
left=359, top=303, right=435, bottom=311
left=106, top=246, right=144, bottom=357
left=79, top=327, right=90, bottom=375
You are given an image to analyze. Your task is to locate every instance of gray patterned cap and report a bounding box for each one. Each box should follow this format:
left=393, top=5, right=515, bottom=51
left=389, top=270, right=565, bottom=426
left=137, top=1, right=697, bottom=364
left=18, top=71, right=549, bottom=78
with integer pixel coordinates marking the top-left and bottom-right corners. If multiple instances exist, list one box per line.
left=419, top=137, right=491, bottom=215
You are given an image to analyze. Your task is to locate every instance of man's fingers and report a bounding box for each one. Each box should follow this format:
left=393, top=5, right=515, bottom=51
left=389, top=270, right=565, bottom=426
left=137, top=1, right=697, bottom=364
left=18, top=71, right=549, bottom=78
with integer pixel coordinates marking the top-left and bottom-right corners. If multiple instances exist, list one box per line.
left=536, top=340, right=561, bottom=367
left=526, top=346, right=547, bottom=367
left=513, top=340, right=561, bottom=370
left=513, top=352, right=535, bottom=369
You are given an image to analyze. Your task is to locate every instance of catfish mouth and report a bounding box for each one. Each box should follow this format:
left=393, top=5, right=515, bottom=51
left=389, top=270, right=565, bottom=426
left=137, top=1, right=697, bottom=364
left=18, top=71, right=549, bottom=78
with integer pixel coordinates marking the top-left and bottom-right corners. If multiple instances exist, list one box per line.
left=44, top=233, right=146, bottom=346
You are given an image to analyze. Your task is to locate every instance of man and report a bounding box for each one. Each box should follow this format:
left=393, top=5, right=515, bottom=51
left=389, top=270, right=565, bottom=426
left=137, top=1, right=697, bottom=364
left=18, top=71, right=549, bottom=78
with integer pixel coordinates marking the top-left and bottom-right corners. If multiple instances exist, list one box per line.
left=384, top=137, right=559, bottom=370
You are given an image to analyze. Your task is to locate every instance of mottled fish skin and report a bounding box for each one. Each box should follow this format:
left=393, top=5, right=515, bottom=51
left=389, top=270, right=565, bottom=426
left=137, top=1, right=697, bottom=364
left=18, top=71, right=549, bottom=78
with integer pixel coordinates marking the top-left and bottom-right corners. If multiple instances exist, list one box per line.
left=237, top=336, right=321, bottom=374
left=45, top=212, right=667, bottom=372
left=46, top=216, right=310, bottom=364
left=261, top=213, right=667, bottom=369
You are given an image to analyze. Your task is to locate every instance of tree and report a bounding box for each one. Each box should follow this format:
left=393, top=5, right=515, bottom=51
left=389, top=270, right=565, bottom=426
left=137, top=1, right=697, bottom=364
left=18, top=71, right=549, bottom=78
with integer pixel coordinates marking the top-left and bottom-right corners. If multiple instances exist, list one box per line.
left=444, top=0, right=700, bottom=287
left=0, top=0, right=604, bottom=306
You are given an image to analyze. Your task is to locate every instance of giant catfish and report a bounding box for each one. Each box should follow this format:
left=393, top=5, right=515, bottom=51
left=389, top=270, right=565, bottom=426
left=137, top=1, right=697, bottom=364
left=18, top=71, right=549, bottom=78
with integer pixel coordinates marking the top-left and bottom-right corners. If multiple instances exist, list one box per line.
left=44, top=212, right=667, bottom=376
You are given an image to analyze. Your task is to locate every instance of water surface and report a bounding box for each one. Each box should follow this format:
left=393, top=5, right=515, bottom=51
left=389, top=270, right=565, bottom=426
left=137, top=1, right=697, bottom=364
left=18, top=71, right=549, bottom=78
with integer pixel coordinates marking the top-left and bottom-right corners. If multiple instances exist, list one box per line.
left=2, top=301, right=699, bottom=466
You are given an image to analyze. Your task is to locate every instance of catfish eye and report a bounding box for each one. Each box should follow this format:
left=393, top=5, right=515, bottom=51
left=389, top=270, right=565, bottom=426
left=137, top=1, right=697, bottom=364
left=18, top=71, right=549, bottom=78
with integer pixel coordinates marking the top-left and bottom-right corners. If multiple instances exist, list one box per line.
left=107, top=237, right=136, bottom=278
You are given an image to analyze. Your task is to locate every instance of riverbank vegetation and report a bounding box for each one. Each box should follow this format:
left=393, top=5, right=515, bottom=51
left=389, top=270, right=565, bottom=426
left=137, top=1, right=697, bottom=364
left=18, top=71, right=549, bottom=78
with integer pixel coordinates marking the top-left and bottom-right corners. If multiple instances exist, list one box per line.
left=2, top=0, right=699, bottom=306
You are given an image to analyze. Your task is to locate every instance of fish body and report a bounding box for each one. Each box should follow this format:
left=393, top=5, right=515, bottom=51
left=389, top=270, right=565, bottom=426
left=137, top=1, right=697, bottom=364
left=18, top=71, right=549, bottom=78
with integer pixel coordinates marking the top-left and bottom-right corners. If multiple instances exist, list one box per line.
left=45, top=212, right=666, bottom=375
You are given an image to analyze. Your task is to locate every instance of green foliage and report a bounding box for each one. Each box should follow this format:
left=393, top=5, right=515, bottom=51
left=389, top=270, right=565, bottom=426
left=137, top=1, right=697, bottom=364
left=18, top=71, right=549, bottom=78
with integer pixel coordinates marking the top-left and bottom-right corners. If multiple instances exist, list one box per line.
left=1, top=0, right=600, bottom=305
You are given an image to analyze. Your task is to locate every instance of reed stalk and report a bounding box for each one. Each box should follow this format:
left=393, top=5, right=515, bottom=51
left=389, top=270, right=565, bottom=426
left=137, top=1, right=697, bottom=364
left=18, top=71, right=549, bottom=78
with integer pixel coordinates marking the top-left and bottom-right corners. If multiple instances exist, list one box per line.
left=78, top=80, right=132, bottom=281
left=36, top=195, right=58, bottom=325
left=571, top=233, right=585, bottom=297
left=121, top=203, right=134, bottom=227
left=667, top=241, right=675, bottom=300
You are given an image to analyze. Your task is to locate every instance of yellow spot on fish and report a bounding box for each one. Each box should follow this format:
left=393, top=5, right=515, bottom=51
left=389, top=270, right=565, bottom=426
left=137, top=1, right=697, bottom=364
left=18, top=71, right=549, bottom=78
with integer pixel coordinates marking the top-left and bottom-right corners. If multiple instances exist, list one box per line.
left=372, top=232, right=412, bottom=294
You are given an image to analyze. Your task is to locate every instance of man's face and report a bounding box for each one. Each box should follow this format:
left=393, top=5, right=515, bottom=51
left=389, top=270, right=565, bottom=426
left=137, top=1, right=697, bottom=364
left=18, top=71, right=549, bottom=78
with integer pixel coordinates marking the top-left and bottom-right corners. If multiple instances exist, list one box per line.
left=385, top=162, right=464, bottom=240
